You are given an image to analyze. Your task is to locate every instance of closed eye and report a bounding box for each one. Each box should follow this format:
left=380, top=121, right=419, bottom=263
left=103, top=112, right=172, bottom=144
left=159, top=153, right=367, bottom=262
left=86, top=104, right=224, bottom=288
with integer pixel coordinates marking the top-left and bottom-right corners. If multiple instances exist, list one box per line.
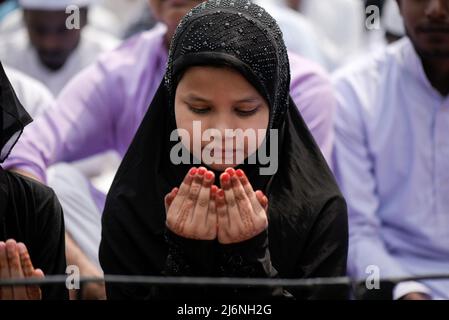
left=188, top=104, right=211, bottom=114
left=235, top=106, right=260, bottom=117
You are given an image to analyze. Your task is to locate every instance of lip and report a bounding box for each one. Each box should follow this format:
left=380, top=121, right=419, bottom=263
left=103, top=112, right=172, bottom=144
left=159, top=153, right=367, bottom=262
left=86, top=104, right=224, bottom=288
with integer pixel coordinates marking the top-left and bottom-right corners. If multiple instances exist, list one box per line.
left=417, top=25, right=449, bottom=33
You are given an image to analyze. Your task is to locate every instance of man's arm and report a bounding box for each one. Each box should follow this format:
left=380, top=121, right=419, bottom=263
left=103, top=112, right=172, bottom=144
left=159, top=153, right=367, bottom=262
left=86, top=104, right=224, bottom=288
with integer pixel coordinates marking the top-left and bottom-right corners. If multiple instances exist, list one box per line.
left=3, top=61, right=120, bottom=182
left=289, top=53, right=336, bottom=164
left=65, top=233, right=105, bottom=300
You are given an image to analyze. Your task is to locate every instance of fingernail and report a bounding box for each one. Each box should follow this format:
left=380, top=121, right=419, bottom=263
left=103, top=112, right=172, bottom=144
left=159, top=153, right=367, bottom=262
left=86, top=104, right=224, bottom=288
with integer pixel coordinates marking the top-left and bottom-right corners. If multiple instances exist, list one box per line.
left=211, top=185, right=218, bottom=193
left=205, top=171, right=214, bottom=180
left=18, top=243, right=26, bottom=254
left=236, top=169, right=244, bottom=178
left=225, top=168, right=235, bottom=176
left=198, top=168, right=206, bottom=176
left=221, top=173, right=230, bottom=183
left=189, top=168, right=197, bottom=176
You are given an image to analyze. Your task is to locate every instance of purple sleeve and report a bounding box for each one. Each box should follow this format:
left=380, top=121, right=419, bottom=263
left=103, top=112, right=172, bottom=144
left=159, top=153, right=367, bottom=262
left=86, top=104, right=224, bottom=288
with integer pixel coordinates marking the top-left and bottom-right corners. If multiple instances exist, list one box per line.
left=3, top=62, right=120, bottom=182
left=288, top=53, right=336, bottom=164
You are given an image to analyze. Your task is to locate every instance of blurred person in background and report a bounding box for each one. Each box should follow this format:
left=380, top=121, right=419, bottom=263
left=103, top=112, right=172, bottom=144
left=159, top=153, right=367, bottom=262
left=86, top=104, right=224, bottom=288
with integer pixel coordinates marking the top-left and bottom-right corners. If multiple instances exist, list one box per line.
left=285, top=0, right=367, bottom=69
left=254, top=0, right=328, bottom=68
left=0, top=0, right=17, bottom=21
left=365, top=0, right=406, bottom=52
left=0, top=0, right=122, bottom=227
left=0, top=0, right=119, bottom=95
left=96, top=0, right=157, bottom=38
left=333, top=0, right=449, bottom=300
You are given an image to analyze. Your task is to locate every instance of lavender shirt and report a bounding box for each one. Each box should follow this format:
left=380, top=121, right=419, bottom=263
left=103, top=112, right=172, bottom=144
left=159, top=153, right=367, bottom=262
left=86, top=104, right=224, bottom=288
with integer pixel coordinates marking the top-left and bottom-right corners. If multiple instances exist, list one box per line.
left=333, top=38, right=449, bottom=299
left=4, top=23, right=336, bottom=182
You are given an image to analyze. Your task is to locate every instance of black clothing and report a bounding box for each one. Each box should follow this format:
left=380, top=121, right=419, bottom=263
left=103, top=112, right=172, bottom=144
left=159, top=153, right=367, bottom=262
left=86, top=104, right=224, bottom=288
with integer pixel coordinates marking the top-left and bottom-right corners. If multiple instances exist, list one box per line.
left=0, top=62, right=68, bottom=300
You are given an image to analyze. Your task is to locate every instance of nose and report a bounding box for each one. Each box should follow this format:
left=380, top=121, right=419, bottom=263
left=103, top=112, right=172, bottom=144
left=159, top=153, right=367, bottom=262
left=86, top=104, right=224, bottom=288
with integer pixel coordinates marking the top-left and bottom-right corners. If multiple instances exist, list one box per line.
left=425, top=0, right=449, bottom=21
left=38, top=34, right=62, bottom=52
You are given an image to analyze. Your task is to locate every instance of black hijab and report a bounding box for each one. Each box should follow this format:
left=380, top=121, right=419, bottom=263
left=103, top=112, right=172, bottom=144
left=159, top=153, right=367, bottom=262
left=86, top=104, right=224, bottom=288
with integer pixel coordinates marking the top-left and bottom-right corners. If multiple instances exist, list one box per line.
left=0, top=61, right=33, bottom=235
left=0, top=62, right=68, bottom=300
left=100, top=0, right=348, bottom=300
left=0, top=62, right=32, bottom=163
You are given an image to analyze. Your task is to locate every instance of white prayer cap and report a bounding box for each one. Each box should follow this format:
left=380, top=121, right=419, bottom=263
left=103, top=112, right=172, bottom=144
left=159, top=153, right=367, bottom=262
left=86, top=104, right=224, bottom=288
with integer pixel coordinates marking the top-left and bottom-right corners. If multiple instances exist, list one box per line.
left=19, top=0, right=97, bottom=10
left=383, top=0, right=405, bottom=36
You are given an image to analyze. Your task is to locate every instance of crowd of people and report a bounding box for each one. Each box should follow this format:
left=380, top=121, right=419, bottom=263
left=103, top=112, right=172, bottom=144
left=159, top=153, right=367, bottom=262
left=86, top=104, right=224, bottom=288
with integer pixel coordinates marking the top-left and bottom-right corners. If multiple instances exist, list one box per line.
left=0, top=0, right=448, bottom=300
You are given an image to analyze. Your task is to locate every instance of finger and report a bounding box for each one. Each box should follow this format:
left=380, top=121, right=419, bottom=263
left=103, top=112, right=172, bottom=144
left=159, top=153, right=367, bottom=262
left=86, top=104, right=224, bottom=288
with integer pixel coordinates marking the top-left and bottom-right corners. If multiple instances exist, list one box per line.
left=192, top=170, right=214, bottom=226
left=17, top=243, right=34, bottom=278
left=221, top=169, right=242, bottom=226
left=164, top=187, right=178, bottom=211
left=0, top=241, right=13, bottom=300
left=169, top=168, right=203, bottom=234
left=216, top=188, right=229, bottom=228
left=6, top=239, right=27, bottom=299
left=208, top=185, right=218, bottom=227
left=229, top=169, right=254, bottom=228
left=186, top=167, right=206, bottom=223
left=169, top=167, right=197, bottom=211
left=33, top=269, right=45, bottom=278
left=236, top=169, right=265, bottom=215
left=18, top=243, right=41, bottom=300
left=255, top=190, right=269, bottom=212
left=28, top=269, right=44, bottom=300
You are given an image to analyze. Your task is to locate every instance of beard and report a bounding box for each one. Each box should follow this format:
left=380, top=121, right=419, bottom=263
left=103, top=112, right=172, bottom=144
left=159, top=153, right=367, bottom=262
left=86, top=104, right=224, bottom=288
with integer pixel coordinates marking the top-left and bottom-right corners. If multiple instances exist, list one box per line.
left=406, top=27, right=449, bottom=59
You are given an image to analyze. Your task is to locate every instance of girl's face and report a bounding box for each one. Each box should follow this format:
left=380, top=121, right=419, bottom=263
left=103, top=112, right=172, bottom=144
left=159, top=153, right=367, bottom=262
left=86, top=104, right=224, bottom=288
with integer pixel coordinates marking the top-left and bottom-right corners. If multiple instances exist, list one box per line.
left=175, top=66, right=270, bottom=171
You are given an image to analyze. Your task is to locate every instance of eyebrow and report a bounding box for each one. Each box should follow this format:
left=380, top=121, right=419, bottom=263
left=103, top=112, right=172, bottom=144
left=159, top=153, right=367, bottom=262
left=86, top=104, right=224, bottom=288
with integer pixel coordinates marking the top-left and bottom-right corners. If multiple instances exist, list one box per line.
left=185, top=94, right=261, bottom=104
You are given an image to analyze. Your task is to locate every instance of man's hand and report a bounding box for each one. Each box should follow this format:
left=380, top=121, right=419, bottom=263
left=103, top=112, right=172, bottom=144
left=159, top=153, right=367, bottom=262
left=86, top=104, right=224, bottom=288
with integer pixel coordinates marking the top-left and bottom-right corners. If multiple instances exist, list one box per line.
left=401, top=292, right=432, bottom=300
left=216, top=168, right=269, bottom=244
left=165, top=167, right=218, bottom=240
left=10, top=169, right=41, bottom=182
left=0, top=240, right=44, bottom=300
left=65, top=233, right=106, bottom=300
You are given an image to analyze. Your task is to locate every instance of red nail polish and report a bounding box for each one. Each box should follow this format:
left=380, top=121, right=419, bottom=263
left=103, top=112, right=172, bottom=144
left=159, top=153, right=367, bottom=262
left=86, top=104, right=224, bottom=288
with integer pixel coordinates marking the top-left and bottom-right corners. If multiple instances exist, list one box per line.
left=226, top=168, right=235, bottom=176
left=189, top=168, right=197, bottom=176
left=211, top=185, right=218, bottom=193
left=236, top=169, right=244, bottom=177
left=205, top=171, right=214, bottom=180
left=198, top=168, right=206, bottom=176
left=221, top=173, right=230, bottom=183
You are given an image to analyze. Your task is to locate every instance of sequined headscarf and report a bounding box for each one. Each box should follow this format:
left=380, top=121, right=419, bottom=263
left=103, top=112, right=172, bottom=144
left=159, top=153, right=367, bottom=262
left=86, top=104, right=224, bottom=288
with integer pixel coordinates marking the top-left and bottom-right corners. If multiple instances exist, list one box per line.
left=166, top=0, right=290, bottom=129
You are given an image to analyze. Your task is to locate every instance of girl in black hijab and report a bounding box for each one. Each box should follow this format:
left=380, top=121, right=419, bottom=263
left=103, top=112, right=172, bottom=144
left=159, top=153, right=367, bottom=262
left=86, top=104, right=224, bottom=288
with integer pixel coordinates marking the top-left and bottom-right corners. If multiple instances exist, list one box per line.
left=0, top=62, right=67, bottom=300
left=100, top=0, right=348, bottom=300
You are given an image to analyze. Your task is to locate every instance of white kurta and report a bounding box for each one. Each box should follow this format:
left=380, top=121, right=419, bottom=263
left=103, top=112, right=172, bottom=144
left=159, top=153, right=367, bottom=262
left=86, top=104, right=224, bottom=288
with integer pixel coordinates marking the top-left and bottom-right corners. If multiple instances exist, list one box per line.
left=5, top=65, right=53, bottom=117
left=300, top=0, right=366, bottom=69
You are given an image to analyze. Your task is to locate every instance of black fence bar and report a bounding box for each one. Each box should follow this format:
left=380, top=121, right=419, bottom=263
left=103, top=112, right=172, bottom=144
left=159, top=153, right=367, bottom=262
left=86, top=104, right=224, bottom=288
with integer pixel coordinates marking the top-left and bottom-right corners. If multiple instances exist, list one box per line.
left=0, top=274, right=448, bottom=288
